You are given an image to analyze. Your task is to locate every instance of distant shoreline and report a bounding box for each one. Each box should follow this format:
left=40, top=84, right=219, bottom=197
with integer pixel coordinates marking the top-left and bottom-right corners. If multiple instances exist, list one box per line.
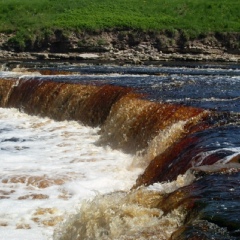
left=0, top=50, right=239, bottom=65
left=1, top=30, right=239, bottom=64
left=0, top=49, right=239, bottom=66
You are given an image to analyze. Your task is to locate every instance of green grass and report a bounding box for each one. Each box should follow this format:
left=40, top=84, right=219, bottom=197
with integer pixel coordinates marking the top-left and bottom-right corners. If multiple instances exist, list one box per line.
left=0, top=0, right=239, bottom=47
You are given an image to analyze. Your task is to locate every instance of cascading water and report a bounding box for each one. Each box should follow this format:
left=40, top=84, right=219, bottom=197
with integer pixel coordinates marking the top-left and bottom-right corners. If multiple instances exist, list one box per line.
left=0, top=61, right=239, bottom=239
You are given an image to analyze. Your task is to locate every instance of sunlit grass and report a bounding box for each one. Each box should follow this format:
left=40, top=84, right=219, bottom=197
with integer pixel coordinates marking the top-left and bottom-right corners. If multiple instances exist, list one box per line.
left=0, top=0, right=239, bottom=49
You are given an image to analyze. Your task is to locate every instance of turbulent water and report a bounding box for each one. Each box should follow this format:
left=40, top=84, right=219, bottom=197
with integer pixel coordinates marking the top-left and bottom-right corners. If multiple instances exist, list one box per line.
left=0, top=61, right=240, bottom=240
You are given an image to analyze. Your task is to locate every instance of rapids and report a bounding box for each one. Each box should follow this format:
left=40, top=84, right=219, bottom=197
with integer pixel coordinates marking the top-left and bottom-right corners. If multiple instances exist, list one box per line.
left=0, top=61, right=240, bottom=239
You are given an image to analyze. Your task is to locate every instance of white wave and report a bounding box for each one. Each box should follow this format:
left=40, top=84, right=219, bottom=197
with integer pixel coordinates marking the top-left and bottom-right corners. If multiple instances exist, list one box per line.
left=0, top=108, right=142, bottom=240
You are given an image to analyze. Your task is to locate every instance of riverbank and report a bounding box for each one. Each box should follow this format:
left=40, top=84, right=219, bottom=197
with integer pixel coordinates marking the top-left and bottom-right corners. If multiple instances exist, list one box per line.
left=0, top=30, right=239, bottom=63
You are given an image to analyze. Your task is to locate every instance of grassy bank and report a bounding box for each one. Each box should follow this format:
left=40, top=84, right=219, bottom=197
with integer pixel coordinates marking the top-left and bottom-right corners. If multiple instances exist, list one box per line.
left=0, top=0, right=239, bottom=50
left=1, top=0, right=239, bottom=32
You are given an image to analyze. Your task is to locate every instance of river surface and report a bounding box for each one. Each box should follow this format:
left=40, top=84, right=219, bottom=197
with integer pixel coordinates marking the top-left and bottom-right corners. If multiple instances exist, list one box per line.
left=0, top=61, right=239, bottom=239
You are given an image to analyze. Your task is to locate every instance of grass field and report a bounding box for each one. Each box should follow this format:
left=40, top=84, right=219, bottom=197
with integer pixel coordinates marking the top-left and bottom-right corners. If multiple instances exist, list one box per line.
left=0, top=0, right=239, bottom=48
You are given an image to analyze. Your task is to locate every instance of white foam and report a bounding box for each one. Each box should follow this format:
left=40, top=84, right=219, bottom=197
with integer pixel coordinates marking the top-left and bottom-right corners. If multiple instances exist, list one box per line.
left=147, top=170, right=196, bottom=194
left=0, top=108, right=142, bottom=239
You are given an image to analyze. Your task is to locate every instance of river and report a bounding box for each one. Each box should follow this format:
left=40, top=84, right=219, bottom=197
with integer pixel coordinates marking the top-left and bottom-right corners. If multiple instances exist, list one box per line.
left=0, top=61, right=239, bottom=239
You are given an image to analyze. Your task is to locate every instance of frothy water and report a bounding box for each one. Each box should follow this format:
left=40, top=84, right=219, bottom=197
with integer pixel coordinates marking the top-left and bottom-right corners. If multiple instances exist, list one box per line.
left=0, top=108, right=142, bottom=239
left=53, top=171, right=196, bottom=240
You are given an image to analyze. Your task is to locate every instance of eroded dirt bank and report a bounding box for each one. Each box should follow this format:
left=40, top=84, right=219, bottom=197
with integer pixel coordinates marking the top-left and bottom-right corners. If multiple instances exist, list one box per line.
left=0, top=30, right=239, bottom=63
